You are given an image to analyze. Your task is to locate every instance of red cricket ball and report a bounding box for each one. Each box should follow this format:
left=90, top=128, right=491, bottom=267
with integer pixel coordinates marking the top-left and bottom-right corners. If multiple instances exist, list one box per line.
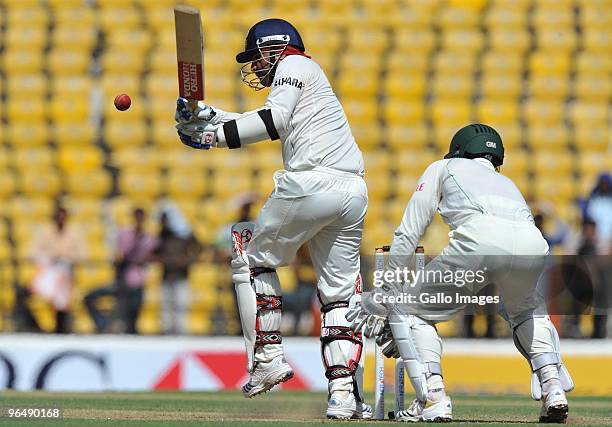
left=114, top=93, right=131, bottom=111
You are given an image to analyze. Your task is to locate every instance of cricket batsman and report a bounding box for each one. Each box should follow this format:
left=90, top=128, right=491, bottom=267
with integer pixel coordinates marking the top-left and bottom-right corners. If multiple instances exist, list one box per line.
left=347, top=124, right=573, bottom=423
left=174, top=19, right=371, bottom=419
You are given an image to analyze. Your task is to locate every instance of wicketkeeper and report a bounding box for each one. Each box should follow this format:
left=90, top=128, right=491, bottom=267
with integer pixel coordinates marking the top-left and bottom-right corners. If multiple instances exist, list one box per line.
left=348, top=124, right=573, bottom=423
left=174, top=19, right=371, bottom=419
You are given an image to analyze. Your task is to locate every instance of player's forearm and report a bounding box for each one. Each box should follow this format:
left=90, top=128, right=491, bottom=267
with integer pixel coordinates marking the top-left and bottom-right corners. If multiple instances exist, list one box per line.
left=215, top=108, right=283, bottom=149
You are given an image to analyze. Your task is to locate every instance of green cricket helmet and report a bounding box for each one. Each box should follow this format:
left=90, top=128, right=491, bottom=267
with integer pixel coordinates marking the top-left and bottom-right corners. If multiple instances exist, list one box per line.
left=444, top=124, right=504, bottom=167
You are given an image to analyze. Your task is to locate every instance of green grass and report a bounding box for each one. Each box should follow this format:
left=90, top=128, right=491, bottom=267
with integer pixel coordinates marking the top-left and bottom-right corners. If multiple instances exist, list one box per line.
left=0, top=391, right=609, bottom=426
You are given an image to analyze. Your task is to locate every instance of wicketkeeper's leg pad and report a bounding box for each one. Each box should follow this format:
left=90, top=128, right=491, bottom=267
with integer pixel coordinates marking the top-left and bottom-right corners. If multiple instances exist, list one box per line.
left=513, top=316, right=574, bottom=400
left=390, top=314, right=444, bottom=403
left=320, top=301, right=364, bottom=401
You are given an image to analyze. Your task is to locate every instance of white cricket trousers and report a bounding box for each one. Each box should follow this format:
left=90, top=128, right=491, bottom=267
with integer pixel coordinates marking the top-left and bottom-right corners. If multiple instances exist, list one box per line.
left=247, top=167, right=368, bottom=305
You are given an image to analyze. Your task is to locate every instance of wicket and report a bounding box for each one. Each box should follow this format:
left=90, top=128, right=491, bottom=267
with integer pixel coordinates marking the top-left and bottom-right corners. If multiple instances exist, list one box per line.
left=373, top=245, right=425, bottom=420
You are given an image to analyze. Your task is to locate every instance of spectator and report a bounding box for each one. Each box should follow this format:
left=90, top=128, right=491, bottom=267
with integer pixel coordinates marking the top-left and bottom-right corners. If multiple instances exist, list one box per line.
left=84, top=208, right=157, bottom=334
left=533, top=202, right=569, bottom=252
left=585, top=173, right=612, bottom=254
left=154, top=208, right=201, bottom=334
left=26, top=204, right=86, bottom=333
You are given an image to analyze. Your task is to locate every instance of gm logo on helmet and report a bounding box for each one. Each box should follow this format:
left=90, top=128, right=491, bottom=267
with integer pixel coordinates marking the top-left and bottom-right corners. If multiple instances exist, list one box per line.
left=486, top=141, right=497, bottom=148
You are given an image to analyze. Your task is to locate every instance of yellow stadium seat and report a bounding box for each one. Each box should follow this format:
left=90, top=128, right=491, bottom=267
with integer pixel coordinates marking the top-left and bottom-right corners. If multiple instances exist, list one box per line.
left=574, top=125, right=610, bottom=151
left=106, top=29, right=153, bottom=53
left=101, top=51, right=146, bottom=74
left=1, top=49, right=44, bottom=75
left=386, top=125, right=429, bottom=151
left=526, top=75, right=570, bottom=100
left=165, top=169, right=208, bottom=200
left=100, top=75, right=141, bottom=100
left=104, top=122, right=148, bottom=148
left=346, top=30, right=389, bottom=52
left=339, top=53, right=384, bottom=74
left=386, top=4, right=433, bottom=29
left=475, top=101, right=519, bottom=124
left=49, top=96, right=90, bottom=123
left=383, top=98, right=425, bottom=125
left=156, top=29, right=177, bottom=51
left=144, top=6, right=174, bottom=31
left=205, top=75, right=238, bottom=104
left=6, top=75, right=46, bottom=98
left=568, top=101, right=608, bottom=125
left=364, top=173, right=392, bottom=201
left=532, top=6, right=574, bottom=28
left=58, top=147, right=103, bottom=172
left=74, top=262, right=116, bottom=290
left=47, top=50, right=91, bottom=75
left=576, top=51, right=611, bottom=77
left=158, top=147, right=208, bottom=171
left=494, top=123, right=522, bottom=149
left=51, top=26, right=96, bottom=50
left=533, top=178, right=576, bottom=205
left=63, top=197, right=103, bottom=221
left=579, top=4, right=611, bottom=29
left=523, top=100, right=564, bottom=125
left=4, top=27, right=46, bottom=51
left=337, top=73, right=378, bottom=99
left=98, top=8, right=141, bottom=31
left=149, top=48, right=176, bottom=75
left=118, top=171, right=162, bottom=200
left=387, top=53, right=428, bottom=74
left=536, top=29, right=577, bottom=52
left=6, top=5, right=48, bottom=26
left=7, top=197, right=54, bottom=221
left=352, top=125, right=382, bottom=151
left=501, top=150, right=529, bottom=179
left=434, top=51, right=477, bottom=74
left=65, top=170, right=112, bottom=197
left=485, top=7, right=527, bottom=28
left=52, top=122, right=96, bottom=146
left=441, top=30, right=484, bottom=51
left=6, top=96, right=46, bottom=123
left=578, top=151, right=612, bottom=178
left=197, top=199, right=236, bottom=230
left=430, top=102, right=471, bottom=127
left=210, top=171, right=254, bottom=200
left=152, top=122, right=180, bottom=147
left=383, top=72, right=427, bottom=98
left=110, top=148, right=162, bottom=171
left=481, top=52, right=523, bottom=74
left=0, top=172, right=16, bottom=199
left=394, top=29, right=436, bottom=53
left=343, top=100, right=378, bottom=125
left=574, top=76, right=611, bottom=102
left=52, top=6, right=96, bottom=26
left=489, top=29, right=530, bottom=53
left=433, top=124, right=465, bottom=153
left=0, top=148, right=7, bottom=169
left=529, top=53, right=572, bottom=76
left=18, top=169, right=62, bottom=197
left=51, top=76, right=93, bottom=97
left=526, top=126, right=569, bottom=151
left=438, top=6, right=480, bottom=28
left=6, top=123, right=48, bottom=147
left=480, top=75, right=522, bottom=100
left=394, top=150, right=438, bottom=176
left=432, top=74, right=474, bottom=100
left=363, top=152, right=392, bottom=174
left=393, top=173, right=420, bottom=200
left=533, top=151, right=574, bottom=176
left=14, top=148, right=54, bottom=171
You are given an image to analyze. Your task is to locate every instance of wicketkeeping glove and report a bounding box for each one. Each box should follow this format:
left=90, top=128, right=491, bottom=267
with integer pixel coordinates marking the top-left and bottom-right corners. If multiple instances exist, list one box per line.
left=375, top=321, right=400, bottom=358
left=346, top=292, right=390, bottom=338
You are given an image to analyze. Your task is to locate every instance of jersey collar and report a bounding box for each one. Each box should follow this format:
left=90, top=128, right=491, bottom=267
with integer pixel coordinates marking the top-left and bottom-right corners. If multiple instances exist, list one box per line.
left=473, top=157, right=495, bottom=170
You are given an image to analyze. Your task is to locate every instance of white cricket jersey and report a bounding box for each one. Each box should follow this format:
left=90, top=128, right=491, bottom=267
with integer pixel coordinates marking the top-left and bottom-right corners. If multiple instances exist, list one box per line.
left=265, top=55, right=364, bottom=175
left=389, top=157, right=535, bottom=266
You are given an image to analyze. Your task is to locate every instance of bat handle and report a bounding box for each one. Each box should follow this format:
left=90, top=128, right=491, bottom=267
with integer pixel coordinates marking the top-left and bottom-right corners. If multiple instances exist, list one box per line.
left=188, top=99, right=199, bottom=110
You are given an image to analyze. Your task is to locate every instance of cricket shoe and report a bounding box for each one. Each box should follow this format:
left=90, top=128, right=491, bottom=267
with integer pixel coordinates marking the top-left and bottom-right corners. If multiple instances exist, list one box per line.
left=396, top=389, right=452, bottom=423
left=242, top=355, right=293, bottom=398
left=326, top=391, right=373, bottom=420
left=539, top=381, right=568, bottom=423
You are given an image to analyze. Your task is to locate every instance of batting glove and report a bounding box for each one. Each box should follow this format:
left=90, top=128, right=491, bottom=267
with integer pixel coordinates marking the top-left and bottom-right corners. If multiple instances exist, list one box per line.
left=175, top=97, right=217, bottom=124
left=375, top=321, right=400, bottom=358
left=176, top=122, right=217, bottom=150
left=346, top=292, right=389, bottom=338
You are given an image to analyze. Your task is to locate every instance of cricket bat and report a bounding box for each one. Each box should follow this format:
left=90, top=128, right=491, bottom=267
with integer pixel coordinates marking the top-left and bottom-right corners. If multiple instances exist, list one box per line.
left=174, top=5, right=205, bottom=109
